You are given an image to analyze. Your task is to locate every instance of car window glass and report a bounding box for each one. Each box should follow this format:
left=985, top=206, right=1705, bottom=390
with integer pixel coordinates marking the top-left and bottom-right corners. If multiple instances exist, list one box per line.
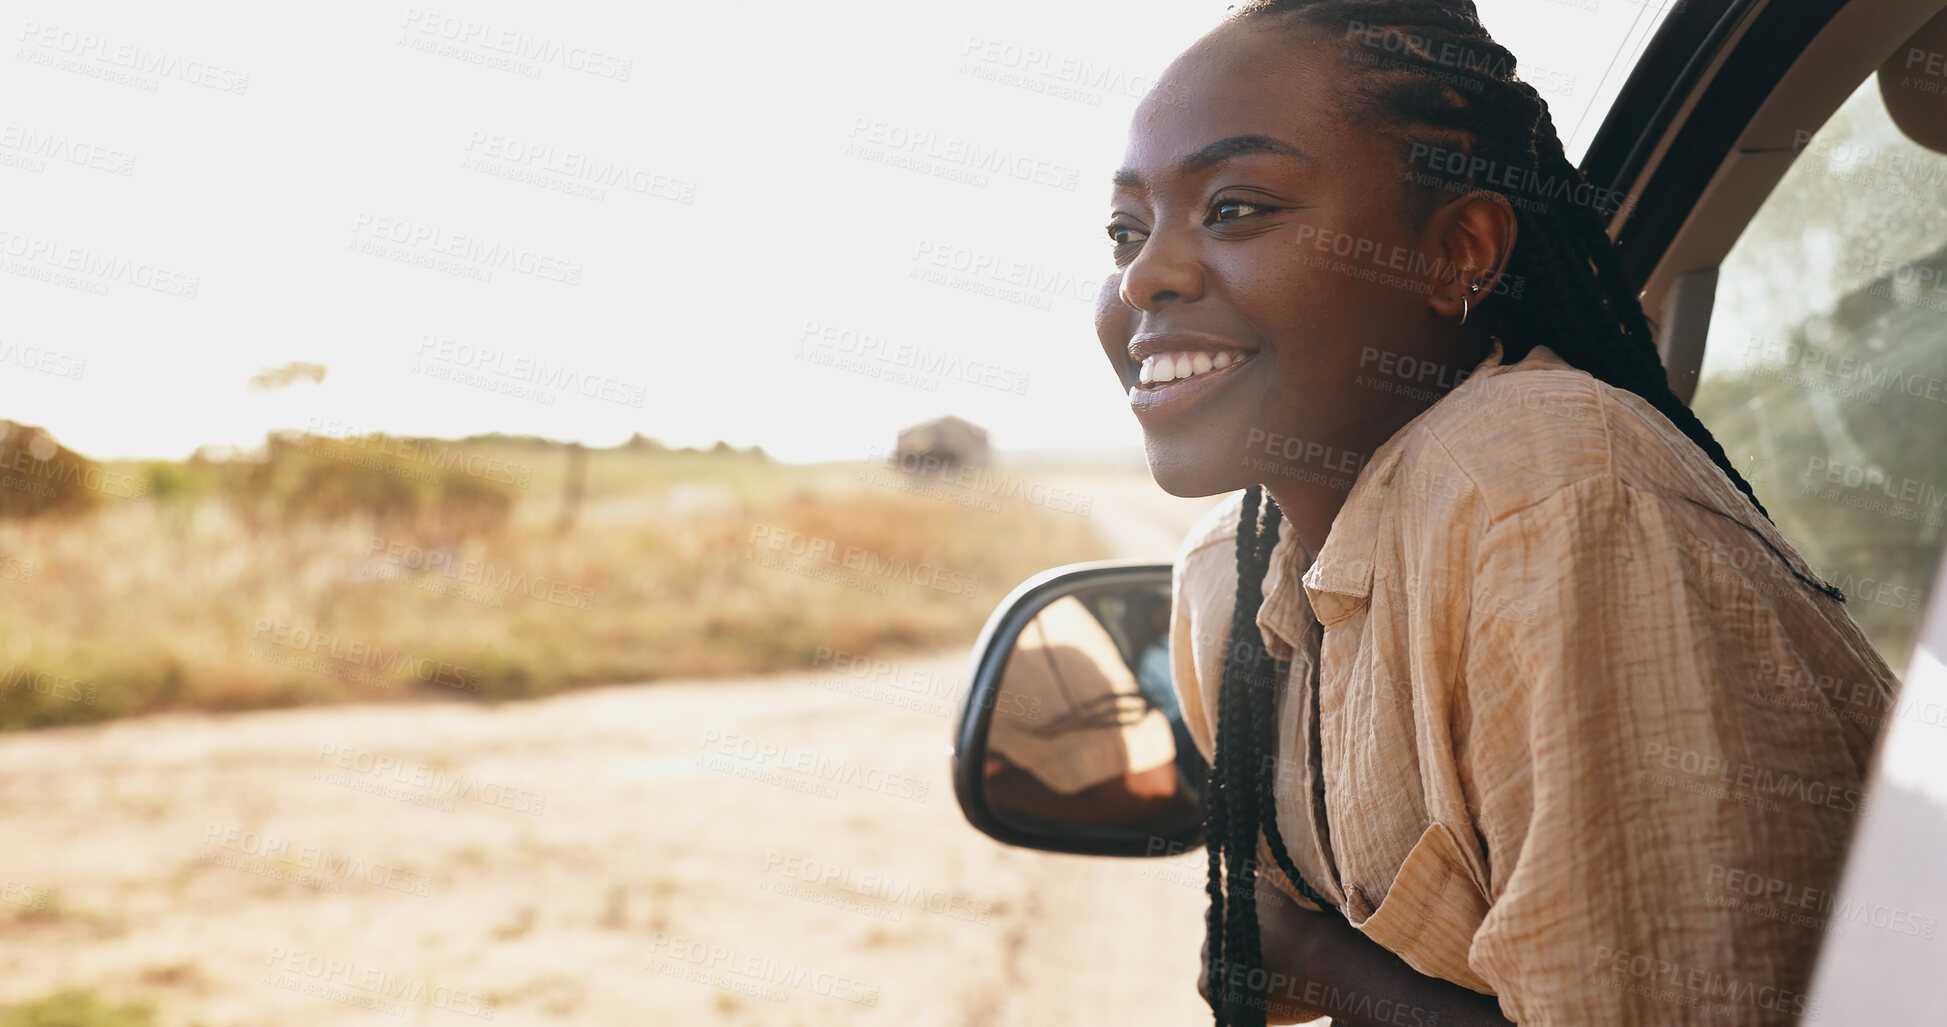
left=1693, top=75, right=1947, bottom=677
left=1476, top=0, right=1679, bottom=162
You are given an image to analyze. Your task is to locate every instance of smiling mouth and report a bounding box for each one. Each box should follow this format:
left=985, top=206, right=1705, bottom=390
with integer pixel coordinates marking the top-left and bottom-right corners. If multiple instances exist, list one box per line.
left=1133, top=348, right=1257, bottom=390
left=1126, top=343, right=1259, bottom=419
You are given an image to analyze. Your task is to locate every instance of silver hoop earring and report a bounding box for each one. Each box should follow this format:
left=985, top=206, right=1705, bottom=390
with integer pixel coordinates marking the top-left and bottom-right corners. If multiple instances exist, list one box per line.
left=1459, top=296, right=1469, bottom=325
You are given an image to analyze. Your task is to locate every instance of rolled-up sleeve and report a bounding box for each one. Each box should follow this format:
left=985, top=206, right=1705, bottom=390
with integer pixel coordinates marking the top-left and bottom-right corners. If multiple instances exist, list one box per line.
left=1459, top=475, right=1883, bottom=1025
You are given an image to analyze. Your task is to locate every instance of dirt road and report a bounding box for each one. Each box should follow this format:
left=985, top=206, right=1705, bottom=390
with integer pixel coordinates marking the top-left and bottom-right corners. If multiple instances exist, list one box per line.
left=0, top=472, right=1228, bottom=1025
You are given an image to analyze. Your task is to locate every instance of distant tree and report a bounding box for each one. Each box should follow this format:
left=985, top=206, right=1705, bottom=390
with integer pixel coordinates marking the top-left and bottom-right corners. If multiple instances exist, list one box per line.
left=0, top=421, right=107, bottom=519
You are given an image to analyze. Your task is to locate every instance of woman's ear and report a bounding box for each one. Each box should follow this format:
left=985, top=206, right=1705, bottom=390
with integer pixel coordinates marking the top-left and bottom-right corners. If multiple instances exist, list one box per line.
left=1424, top=189, right=1518, bottom=323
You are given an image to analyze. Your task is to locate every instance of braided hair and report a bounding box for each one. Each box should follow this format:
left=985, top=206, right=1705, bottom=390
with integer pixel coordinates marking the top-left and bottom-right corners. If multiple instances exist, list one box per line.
left=1204, top=485, right=1332, bottom=1025
left=1197, top=3, right=1815, bottom=1023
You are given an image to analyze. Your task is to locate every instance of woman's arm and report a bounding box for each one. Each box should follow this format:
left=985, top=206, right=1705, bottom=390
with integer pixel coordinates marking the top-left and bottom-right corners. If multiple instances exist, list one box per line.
left=1456, top=476, right=1875, bottom=1023
left=1200, top=875, right=1511, bottom=1026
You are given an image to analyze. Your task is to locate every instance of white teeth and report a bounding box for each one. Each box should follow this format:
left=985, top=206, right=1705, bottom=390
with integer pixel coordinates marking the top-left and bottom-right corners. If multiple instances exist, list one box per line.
left=1138, top=350, right=1247, bottom=387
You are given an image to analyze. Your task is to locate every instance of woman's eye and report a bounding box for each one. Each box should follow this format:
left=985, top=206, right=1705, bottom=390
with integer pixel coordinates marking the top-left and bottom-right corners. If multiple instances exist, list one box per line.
left=1209, top=199, right=1266, bottom=223
left=1106, top=223, right=1148, bottom=247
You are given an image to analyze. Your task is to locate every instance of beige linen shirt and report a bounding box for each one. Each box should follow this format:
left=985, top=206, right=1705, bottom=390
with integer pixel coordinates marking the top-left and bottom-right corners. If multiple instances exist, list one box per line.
left=1171, top=343, right=1898, bottom=1024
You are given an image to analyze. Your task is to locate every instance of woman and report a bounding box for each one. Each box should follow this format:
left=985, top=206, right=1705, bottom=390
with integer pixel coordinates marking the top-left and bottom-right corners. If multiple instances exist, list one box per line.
left=1094, top=2, right=1900, bottom=1024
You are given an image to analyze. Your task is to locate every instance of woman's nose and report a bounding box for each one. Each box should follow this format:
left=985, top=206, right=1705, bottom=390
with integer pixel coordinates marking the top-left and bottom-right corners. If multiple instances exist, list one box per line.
left=1117, top=226, right=1205, bottom=312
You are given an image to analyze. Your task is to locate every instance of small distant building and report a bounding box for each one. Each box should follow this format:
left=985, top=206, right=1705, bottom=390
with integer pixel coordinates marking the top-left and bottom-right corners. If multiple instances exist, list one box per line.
left=895, top=416, right=989, bottom=469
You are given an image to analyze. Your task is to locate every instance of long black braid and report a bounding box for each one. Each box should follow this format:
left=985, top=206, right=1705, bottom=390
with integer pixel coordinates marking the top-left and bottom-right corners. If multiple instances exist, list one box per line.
left=1198, top=3, right=1825, bottom=1024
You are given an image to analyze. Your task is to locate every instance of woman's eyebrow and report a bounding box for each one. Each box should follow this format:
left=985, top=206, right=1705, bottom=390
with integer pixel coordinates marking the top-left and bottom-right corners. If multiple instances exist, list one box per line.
left=1112, top=134, right=1311, bottom=189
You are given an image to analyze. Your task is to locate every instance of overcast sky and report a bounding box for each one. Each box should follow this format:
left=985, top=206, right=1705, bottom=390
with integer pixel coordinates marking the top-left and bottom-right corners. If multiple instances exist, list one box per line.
left=3, top=0, right=1673, bottom=462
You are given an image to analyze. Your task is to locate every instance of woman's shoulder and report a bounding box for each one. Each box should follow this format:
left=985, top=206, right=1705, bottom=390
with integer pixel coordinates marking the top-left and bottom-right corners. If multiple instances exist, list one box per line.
left=1405, top=346, right=1740, bottom=525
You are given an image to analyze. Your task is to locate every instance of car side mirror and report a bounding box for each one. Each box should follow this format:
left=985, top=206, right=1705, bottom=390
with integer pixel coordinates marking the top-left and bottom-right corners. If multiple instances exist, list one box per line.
left=951, top=560, right=1207, bottom=857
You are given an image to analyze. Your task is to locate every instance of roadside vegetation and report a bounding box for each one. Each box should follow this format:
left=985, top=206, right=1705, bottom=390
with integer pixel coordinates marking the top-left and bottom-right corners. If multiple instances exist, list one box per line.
left=0, top=424, right=1105, bottom=730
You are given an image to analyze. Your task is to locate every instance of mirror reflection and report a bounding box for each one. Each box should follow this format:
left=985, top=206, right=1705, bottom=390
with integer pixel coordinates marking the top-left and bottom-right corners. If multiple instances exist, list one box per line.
left=982, top=586, right=1202, bottom=834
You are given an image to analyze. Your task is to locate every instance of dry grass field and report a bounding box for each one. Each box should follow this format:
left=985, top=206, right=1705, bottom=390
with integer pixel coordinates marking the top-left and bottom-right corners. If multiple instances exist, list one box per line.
left=0, top=435, right=1106, bottom=730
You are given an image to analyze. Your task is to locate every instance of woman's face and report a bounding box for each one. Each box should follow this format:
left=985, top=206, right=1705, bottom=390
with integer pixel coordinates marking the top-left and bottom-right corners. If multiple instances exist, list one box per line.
left=1097, top=20, right=1470, bottom=498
